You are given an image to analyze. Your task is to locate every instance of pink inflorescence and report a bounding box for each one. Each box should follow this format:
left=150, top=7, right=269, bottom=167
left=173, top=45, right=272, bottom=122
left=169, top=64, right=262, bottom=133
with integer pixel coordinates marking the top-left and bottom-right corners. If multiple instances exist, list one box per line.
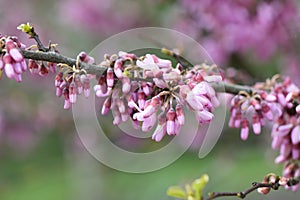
left=93, top=51, right=222, bottom=142
left=54, top=52, right=93, bottom=110
left=0, top=35, right=27, bottom=82
left=176, top=0, right=300, bottom=65
left=230, top=76, right=300, bottom=190
left=229, top=90, right=277, bottom=140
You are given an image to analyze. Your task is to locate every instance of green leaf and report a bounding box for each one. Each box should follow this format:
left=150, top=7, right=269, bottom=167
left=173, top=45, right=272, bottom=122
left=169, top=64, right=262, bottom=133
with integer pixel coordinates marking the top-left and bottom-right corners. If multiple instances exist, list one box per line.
left=192, top=174, right=209, bottom=192
left=167, top=186, right=187, bottom=199
left=192, top=174, right=209, bottom=200
left=17, top=23, right=34, bottom=35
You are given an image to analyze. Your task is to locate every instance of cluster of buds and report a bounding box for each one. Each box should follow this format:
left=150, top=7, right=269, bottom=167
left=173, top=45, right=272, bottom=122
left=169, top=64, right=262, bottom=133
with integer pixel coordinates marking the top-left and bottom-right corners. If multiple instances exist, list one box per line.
left=0, top=35, right=27, bottom=82
left=230, top=75, right=300, bottom=186
left=282, top=162, right=300, bottom=191
left=229, top=90, right=277, bottom=140
left=264, top=77, right=300, bottom=165
left=54, top=52, right=93, bottom=109
left=257, top=173, right=300, bottom=194
left=94, top=51, right=222, bottom=142
left=28, top=59, right=57, bottom=76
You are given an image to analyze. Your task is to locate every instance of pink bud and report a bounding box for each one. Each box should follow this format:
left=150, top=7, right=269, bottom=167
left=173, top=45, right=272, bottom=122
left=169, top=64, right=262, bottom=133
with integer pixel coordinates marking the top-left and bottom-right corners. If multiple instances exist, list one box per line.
left=166, top=108, right=176, bottom=135
left=262, top=103, right=273, bottom=121
left=257, top=187, right=270, bottom=195
left=12, top=73, right=21, bottom=82
left=292, top=147, right=300, bottom=160
left=9, top=48, right=23, bottom=62
left=73, top=76, right=82, bottom=94
left=113, top=109, right=121, bottom=125
left=122, top=77, right=131, bottom=93
left=106, top=68, right=114, bottom=88
left=69, top=82, right=77, bottom=104
left=240, top=119, right=249, bottom=140
left=121, top=113, right=129, bottom=122
left=277, top=93, right=286, bottom=106
left=174, top=120, right=182, bottom=135
left=277, top=124, right=293, bottom=137
left=28, top=59, right=39, bottom=74
left=114, top=59, right=123, bottom=78
left=117, top=100, right=126, bottom=114
left=152, top=114, right=167, bottom=142
left=176, top=104, right=185, bottom=126
left=3, top=54, right=12, bottom=64
left=272, top=136, right=282, bottom=149
left=5, top=39, right=16, bottom=52
left=280, top=141, right=292, bottom=158
left=83, top=76, right=90, bottom=97
left=291, top=125, right=300, bottom=145
left=13, top=63, right=22, bottom=74
left=137, top=90, right=146, bottom=109
left=39, top=63, right=49, bottom=76
left=142, top=83, right=151, bottom=96
left=101, top=98, right=111, bottom=115
left=195, top=110, right=214, bottom=123
left=143, top=96, right=160, bottom=118
left=250, top=99, right=261, bottom=110
left=186, top=91, right=204, bottom=111
left=234, top=111, right=242, bottom=128
left=56, top=87, right=62, bottom=97
left=152, top=123, right=166, bottom=142
left=4, top=63, right=15, bottom=79
left=64, top=99, right=71, bottom=110
left=142, top=113, right=156, bottom=132
left=275, top=155, right=285, bottom=164
left=252, top=114, right=261, bottom=134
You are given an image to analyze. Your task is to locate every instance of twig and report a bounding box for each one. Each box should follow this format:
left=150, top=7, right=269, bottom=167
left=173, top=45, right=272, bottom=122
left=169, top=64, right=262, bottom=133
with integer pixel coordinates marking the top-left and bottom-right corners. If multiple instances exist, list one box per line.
left=205, top=182, right=276, bottom=200
left=21, top=49, right=106, bottom=75
left=20, top=49, right=254, bottom=95
left=204, top=176, right=300, bottom=200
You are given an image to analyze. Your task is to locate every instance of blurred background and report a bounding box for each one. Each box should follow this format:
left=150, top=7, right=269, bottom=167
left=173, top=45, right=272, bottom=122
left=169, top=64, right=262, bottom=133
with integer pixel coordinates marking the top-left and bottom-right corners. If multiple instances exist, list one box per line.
left=1, top=0, right=300, bottom=199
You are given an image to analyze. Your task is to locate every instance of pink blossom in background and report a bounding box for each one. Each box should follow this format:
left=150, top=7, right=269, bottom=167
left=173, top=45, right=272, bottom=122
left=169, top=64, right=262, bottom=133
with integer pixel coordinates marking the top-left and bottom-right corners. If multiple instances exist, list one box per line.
left=59, top=0, right=146, bottom=36
left=174, top=0, right=300, bottom=68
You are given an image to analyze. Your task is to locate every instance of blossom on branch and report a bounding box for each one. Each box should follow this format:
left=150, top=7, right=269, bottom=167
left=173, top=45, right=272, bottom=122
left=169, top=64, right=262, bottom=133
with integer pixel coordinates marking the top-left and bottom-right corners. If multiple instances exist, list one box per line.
left=92, top=51, right=222, bottom=142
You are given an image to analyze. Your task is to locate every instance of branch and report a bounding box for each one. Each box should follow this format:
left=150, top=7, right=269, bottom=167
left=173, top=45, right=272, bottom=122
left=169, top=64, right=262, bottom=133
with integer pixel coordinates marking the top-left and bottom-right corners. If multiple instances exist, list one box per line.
left=20, top=49, right=255, bottom=95
left=205, top=182, right=276, bottom=200
left=21, top=49, right=106, bottom=75
left=210, top=82, right=253, bottom=95
left=204, top=176, right=300, bottom=200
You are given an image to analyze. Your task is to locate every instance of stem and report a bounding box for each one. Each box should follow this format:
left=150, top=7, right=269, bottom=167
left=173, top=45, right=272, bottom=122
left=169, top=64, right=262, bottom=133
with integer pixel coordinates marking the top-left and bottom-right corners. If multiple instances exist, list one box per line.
left=204, top=176, right=300, bottom=200
left=211, top=82, right=254, bottom=95
left=205, top=182, right=275, bottom=200
left=21, top=49, right=254, bottom=95
left=32, top=32, right=48, bottom=52
left=21, top=49, right=106, bottom=75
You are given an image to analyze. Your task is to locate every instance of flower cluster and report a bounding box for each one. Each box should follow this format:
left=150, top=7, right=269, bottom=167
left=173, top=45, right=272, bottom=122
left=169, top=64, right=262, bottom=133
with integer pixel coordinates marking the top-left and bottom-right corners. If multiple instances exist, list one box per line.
left=0, top=35, right=27, bottom=82
left=54, top=52, right=94, bottom=109
left=229, top=91, right=277, bottom=140
left=282, top=162, right=300, bottom=191
left=230, top=76, right=300, bottom=186
left=257, top=173, right=299, bottom=194
left=260, top=77, right=300, bottom=164
left=94, top=51, right=222, bottom=142
left=175, top=0, right=300, bottom=65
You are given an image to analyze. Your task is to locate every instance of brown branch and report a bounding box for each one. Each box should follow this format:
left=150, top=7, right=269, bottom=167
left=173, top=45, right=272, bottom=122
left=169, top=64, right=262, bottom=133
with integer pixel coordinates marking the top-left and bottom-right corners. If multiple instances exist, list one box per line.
left=204, top=176, right=300, bottom=200
left=21, top=49, right=106, bottom=75
left=20, top=49, right=254, bottom=95
left=211, top=82, right=254, bottom=95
